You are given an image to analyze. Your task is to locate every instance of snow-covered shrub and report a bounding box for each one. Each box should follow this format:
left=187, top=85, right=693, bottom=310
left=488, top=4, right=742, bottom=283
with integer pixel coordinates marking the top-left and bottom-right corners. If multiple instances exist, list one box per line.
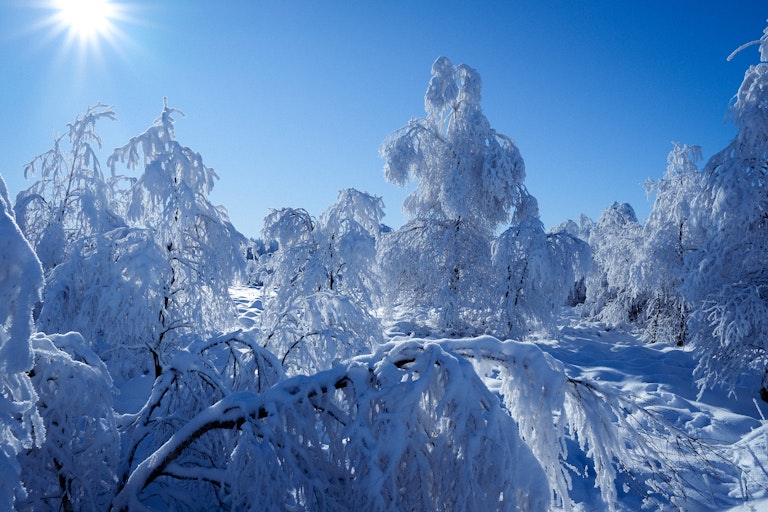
left=0, top=174, right=45, bottom=509
left=441, top=336, right=731, bottom=510
left=262, top=291, right=382, bottom=376
left=111, top=335, right=729, bottom=511
left=19, top=332, right=119, bottom=511
left=116, top=331, right=282, bottom=509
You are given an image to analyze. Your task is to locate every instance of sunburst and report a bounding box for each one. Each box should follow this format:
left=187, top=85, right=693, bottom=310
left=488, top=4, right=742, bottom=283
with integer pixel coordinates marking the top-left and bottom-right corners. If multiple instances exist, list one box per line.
left=54, top=0, right=117, bottom=44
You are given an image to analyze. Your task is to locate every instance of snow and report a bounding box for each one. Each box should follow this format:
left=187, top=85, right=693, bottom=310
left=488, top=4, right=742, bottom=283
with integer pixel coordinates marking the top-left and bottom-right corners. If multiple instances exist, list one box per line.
left=726, top=499, right=768, bottom=512
left=231, top=285, right=263, bottom=330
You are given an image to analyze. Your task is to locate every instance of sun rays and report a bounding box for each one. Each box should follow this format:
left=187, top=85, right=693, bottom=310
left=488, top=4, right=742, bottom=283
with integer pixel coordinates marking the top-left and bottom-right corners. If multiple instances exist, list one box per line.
left=33, top=0, right=136, bottom=68
left=54, top=0, right=115, bottom=42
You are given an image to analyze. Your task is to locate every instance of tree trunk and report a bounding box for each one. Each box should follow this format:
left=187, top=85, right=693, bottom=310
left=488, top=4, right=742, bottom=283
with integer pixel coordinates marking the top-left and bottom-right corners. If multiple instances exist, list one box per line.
left=54, top=458, right=74, bottom=512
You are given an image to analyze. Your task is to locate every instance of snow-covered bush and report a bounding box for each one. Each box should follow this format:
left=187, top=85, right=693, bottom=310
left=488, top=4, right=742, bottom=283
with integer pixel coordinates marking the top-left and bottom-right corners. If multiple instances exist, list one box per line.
left=262, top=290, right=382, bottom=376
left=442, top=337, right=731, bottom=510
left=116, top=331, right=282, bottom=509
left=0, top=174, right=45, bottom=510
left=110, top=335, right=729, bottom=511
left=19, top=332, right=119, bottom=511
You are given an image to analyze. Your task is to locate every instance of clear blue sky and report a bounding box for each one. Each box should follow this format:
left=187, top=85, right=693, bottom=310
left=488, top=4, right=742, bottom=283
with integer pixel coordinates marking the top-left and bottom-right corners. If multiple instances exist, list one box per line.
left=0, top=1, right=766, bottom=237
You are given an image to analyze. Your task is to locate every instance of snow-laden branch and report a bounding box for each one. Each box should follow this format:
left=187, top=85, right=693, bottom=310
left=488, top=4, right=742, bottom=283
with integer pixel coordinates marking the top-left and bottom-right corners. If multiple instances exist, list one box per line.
left=436, top=337, right=738, bottom=510
left=112, top=340, right=550, bottom=512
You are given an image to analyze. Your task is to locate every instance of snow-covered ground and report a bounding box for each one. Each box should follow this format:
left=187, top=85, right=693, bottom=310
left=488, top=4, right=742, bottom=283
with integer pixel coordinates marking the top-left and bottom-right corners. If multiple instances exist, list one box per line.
left=230, top=287, right=768, bottom=510
left=544, top=321, right=768, bottom=509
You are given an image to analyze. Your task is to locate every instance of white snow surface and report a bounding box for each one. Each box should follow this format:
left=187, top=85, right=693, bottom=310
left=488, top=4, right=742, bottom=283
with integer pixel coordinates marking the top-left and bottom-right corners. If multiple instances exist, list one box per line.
left=227, top=286, right=768, bottom=511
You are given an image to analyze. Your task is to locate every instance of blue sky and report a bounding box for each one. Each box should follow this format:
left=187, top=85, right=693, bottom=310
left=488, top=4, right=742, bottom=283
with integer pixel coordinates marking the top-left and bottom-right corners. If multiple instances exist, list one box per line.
left=0, top=1, right=765, bottom=237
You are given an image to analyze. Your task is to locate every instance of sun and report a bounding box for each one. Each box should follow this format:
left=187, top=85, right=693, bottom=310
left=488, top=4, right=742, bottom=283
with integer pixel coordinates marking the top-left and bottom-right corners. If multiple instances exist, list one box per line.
left=54, top=0, right=116, bottom=42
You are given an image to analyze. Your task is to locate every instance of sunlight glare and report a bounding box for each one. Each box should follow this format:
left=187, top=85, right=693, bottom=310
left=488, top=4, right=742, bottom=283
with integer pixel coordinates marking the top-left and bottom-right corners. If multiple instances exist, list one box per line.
left=55, top=0, right=115, bottom=41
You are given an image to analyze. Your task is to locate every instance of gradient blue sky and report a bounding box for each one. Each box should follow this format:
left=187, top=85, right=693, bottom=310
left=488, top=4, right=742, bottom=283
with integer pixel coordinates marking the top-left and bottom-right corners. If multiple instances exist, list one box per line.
left=1, top=1, right=766, bottom=237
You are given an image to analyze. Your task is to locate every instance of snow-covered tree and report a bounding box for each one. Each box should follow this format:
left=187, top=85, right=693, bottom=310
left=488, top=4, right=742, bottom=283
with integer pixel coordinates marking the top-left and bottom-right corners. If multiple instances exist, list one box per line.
left=14, top=104, right=123, bottom=270
left=551, top=215, right=595, bottom=306
left=552, top=214, right=595, bottom=243
left=381, top=57, right=537, bottom=231
left=19, top=332, right=119, bottom=512
left=639, top=143, right=704, bottom=345
left=683, top=26, right=768, bottom=397
left=37, top=227, right=171, bottom=382
left=108, top=99, right=247, bottom=374
left=379, top=217, right=493, bottom=334
left=261, top=189, right=384, bottom=304
left=379, top=56, right=538, bottom=333
left=492, top=217, right=591, bottom=337
left=441, top=336, right=731, bottom=510
left=0, top=175, right=44, bottom=510
left=317, top=188, right=385, bottom=307
left=259, top=191, right=383, bottom=375
left=584, top=202, right=644, bottom=327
